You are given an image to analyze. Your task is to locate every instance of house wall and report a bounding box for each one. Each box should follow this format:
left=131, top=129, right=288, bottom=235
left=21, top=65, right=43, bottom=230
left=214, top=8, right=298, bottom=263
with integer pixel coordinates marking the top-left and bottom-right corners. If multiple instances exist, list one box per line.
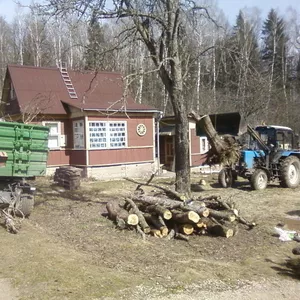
left=45, top=113, right=157, bottom=179
left=87, top=115, right=154, bottom=166
left=190, top=128, right=207, bottom=167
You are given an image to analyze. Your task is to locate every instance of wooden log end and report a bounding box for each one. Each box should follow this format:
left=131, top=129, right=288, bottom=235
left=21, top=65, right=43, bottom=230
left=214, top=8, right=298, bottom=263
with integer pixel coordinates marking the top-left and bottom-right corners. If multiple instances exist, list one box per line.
left=143, top=227, right=151, bottom=234
left=151, top=229, right=163, bottom=238
left=188, top=211, right=200, bottom=223
left=201, top=208, right=210, bottom=218
left=127, top=214, right=139, bottom=226
left=180, top=224, right=194, bottom=235
left=160, top=226, right=169, bottom=237
left=163, top=210, right=172, bottom=220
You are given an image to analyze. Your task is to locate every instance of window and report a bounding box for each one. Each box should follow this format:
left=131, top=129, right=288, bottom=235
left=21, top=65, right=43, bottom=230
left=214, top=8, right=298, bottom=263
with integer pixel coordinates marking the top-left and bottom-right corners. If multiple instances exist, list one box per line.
left=89, top=121, right=127, bottom=149
left=10, top=82, right=16, bottom=100
left=200, top=137, right=209, bottom=154
left=73, top=120, right=85, bottom=149
left=43, top=122, right=61, bottom=149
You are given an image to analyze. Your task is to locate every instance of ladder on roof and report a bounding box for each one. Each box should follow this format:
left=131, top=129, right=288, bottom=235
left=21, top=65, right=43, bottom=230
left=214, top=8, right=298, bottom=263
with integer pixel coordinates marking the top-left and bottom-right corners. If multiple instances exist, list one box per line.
left=59, top=64, right=78, bottom=99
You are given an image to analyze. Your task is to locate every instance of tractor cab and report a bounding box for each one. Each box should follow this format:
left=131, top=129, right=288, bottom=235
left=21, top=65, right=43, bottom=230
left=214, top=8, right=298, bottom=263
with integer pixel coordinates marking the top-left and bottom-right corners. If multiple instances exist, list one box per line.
left=254, top=125, right=295, bottom=151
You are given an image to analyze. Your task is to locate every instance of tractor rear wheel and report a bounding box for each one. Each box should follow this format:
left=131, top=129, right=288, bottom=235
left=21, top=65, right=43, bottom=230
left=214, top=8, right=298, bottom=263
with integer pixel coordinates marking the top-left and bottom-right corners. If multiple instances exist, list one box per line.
left=218, top=168, right=234, bottom=188
left=15, top=194, right=34, bottom=217
left=280, top=156, right=300, bottom=188
left=250, top=169, right=268, bottom=190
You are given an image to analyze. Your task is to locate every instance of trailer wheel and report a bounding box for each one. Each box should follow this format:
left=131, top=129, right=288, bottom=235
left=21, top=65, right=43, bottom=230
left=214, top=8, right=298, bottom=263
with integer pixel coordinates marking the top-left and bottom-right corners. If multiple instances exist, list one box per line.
left=280, top=156, right=300, bottom=188
left=16, top=194, right=34, bottom=217
left=250, top=169, right=268, bottom=190
left=218, top=168, right=234, bottom=188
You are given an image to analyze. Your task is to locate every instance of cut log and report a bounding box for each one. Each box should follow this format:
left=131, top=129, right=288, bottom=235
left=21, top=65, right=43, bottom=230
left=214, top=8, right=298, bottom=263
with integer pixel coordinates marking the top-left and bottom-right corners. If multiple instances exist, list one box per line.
left=106, top=200, right=139, bottom=227
left=145, top=204, right=172, bottom=220
left=181, top=204, right=210, bottom=218
left=125, top=198, right=150, bottom=234
left=125, top=177, right=186, bottom=201
left=133, top=195, right=209, bottom=217
left=189, top=111, right=240, bottom=165
left=196, top=217, right=215, bottom=229
left=209, top=209, right=236, bottom=222
left=144, top=213, right=169, bottom=236
left=179, top=224, right=194, bottom=235
left=172, top=211, right=200, bottom=224
left=208, top=224, right=234, bottom=238
left=150, top=229, right=163, bottom=238
left=175, top=233, right=189, bottom=241
left=167, top=228, right=176, bottom=240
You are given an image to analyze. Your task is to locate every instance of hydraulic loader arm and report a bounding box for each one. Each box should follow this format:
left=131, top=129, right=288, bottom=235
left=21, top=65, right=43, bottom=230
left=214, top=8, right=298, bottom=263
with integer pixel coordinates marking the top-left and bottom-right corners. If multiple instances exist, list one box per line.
left=247, top=125, right=270, bottom=152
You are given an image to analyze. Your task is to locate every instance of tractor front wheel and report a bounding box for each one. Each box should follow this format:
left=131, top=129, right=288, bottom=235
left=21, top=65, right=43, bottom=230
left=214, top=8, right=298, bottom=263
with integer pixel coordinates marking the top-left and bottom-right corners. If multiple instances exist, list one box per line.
left=280, top=156, right=300, bottom=188
left=15, top=194, right=34, bottom=217
left=250, top=169, right=268, bottom=190
left=218, top=168, right=234, bottom=188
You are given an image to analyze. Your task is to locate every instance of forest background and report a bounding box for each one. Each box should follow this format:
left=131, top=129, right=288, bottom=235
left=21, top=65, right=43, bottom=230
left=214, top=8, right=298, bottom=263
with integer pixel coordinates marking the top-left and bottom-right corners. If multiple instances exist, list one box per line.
left=1, top=0, right=300, bottom=131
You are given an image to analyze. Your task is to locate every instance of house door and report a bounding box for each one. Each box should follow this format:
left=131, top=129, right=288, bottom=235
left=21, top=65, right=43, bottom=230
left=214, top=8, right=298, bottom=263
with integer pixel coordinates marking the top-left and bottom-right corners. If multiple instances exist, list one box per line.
left=165, top=136, right=174, bottom=170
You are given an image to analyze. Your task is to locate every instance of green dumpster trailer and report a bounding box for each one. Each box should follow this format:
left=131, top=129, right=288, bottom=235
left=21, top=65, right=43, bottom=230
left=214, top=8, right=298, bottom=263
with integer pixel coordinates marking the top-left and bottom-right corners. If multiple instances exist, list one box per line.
left=0, top=121, right=49, bottom=216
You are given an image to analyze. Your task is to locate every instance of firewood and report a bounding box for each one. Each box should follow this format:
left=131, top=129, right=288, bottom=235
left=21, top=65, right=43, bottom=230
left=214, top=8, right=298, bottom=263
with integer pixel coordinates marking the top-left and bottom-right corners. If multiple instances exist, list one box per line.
left=150, top=229, right=163, bottom=238
left=134, top=195, right=209, bottom=217
left=136, top=225, right=146, bottom=240
left=125, top=177, right=187, bottom=201
left=208, top=224, right=234, bottom=238
left=143, top=213, right=168, bottom=236
left=167, top=228, right=176, bottom=240
left=125, top=198, right=150, bottom=233
left=145, top=204, right=172, bottom=220
left=208, top=209, right=236, bottom=222
left=179, top=224, right=194, bottom=235
left=175, top=233, right=189, bottom=241
left=172, top=211, right=200, bottom=224
left=106, top=200, right=139, bottom=226
left=181, top=204, right=210, bottom=218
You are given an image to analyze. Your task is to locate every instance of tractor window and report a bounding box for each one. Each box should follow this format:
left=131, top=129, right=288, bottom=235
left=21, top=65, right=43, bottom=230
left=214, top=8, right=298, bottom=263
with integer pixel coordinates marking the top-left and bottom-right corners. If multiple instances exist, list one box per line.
left=276, top=131, right=293, bottom=150
left=285, top=132, right=293, bottom=150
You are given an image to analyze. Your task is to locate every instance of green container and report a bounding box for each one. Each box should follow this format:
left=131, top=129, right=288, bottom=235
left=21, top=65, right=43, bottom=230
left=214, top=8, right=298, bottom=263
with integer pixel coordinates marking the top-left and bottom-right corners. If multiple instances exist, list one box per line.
left=0, top=121, right=49, bottom=178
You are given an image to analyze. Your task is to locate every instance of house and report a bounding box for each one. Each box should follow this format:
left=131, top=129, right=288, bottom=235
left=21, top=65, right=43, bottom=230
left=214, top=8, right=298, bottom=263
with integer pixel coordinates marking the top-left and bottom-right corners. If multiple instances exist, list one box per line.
left=159, top=112, right=242, bottom=172
left=1, top=64, right=161, bottom=179
left=159, top=116, right=210, bottom=171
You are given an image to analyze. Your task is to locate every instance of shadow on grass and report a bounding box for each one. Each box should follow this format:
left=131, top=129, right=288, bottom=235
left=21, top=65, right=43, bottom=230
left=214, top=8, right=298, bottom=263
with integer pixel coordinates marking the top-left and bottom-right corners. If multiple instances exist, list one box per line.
left=265, top=258, right=300, bottom=280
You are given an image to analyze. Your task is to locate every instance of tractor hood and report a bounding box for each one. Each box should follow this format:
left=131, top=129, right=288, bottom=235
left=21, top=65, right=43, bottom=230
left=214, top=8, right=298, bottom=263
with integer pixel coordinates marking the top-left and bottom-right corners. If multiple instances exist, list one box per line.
left=196, top=112, right=246, bottom=137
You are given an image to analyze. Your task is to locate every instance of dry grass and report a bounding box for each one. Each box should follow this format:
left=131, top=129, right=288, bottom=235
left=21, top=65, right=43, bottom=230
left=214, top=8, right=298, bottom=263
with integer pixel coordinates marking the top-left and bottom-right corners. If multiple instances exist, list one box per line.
left=0, top=174, right=299, bottom=299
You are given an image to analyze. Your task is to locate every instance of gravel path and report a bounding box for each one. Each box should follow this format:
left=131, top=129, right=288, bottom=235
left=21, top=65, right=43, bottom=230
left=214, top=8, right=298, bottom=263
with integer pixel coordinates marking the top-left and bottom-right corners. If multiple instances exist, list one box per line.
left=0, top=279, right=18, bottom=300
left=155, top=279, right=300, bottom=300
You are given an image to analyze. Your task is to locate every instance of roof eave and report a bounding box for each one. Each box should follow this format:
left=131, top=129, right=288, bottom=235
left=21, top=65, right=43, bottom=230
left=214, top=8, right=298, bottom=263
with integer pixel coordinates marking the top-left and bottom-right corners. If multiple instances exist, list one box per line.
left=83, top=108, right=161, bottom=113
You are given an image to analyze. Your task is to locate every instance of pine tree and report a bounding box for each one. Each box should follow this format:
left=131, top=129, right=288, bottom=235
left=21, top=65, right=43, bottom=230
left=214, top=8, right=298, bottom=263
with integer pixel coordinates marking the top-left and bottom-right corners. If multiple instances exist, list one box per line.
left=261, top=9, right=288, bottom=86
left=85, top=11, right=105, bottom=70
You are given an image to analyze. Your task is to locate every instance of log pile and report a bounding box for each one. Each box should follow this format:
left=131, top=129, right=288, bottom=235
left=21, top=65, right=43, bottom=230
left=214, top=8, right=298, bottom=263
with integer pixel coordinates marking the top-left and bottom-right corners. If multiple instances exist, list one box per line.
left=106, top=193, right=256, bottom=241
left=54, top=166, right=82, bottom=190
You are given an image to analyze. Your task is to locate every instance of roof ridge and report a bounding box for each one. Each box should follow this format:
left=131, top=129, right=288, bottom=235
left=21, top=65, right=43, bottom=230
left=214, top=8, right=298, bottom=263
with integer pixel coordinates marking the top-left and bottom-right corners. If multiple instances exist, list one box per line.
left=8, top=64, right=123, bottom=76
left=8, top=64, right=58, bottom=71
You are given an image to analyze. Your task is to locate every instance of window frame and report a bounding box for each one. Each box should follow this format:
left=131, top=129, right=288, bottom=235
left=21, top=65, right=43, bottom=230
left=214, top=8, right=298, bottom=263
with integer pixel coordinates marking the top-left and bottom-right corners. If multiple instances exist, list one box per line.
left=42, top=121, right=61, bottom=150
left=200, top=136, right=209, bottom=154
left=73, top=120, right=85, bottom=149
left=88, top=121, right=128, bottom=150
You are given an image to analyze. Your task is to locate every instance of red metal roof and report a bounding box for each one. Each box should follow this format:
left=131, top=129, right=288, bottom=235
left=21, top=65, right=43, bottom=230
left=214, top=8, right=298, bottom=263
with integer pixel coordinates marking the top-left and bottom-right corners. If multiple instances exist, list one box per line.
left=7, top=65, right=157, bottom=115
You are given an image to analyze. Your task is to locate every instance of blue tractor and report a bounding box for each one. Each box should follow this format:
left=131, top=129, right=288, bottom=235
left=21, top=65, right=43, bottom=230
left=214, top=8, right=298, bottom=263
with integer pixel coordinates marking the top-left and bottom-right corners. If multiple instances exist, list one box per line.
left=218, top=124, right=300, bottom=190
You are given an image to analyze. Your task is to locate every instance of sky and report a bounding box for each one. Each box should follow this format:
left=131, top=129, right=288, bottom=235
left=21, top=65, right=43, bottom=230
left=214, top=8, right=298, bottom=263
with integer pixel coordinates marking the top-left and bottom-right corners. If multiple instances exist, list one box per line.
left=1, top=0, right=300, bottom=23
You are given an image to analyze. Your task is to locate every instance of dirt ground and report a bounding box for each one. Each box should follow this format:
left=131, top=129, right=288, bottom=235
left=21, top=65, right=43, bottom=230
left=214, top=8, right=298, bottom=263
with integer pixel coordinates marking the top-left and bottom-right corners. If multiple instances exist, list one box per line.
left=1, top=173, right=300, bottom=300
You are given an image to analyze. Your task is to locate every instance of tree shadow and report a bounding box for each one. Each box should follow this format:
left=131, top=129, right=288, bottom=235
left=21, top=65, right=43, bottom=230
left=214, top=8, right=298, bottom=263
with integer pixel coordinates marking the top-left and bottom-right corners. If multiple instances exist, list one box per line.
left=286, top=210, right=300, bottom=217
left=266, top=258, right=300, bottom=280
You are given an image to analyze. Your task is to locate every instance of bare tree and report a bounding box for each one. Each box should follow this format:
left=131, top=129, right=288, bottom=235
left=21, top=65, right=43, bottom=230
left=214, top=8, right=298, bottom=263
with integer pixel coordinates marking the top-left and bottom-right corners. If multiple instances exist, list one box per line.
left=40, top=0, right=218, bottom=194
